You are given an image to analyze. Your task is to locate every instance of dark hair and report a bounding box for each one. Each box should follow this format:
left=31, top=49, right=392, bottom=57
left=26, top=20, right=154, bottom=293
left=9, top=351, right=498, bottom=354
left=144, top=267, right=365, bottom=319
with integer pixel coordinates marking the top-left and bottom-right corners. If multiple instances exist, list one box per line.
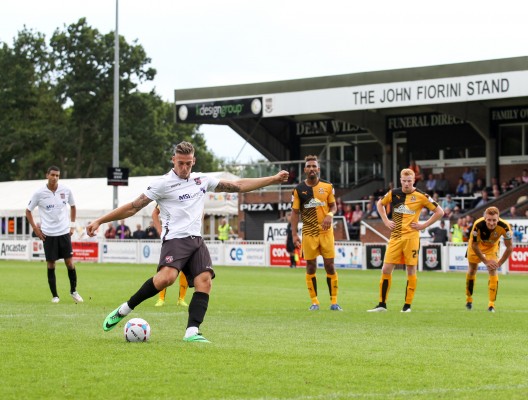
left=47, top=166, right=60, bottom=174
left=304, top=155, right=318, bottom=166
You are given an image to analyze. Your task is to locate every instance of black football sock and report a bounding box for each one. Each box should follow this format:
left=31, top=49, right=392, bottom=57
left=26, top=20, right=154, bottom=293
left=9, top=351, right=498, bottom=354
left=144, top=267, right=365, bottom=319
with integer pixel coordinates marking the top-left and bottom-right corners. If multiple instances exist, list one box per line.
left=47, top=269, right=58, bottom=297
left=127, top=278, right=159, bottom=309
left=187, top=292, right=209, bottom=329
left=67, top=268, right=77, bottom=293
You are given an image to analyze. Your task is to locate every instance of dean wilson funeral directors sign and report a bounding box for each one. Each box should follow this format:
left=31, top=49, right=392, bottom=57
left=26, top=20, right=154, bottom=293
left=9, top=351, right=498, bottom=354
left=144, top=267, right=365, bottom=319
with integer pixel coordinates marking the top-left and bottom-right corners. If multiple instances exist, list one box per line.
left=176, top=98, right=263, bottom=123
left=107, top=167, right=129, bottom=186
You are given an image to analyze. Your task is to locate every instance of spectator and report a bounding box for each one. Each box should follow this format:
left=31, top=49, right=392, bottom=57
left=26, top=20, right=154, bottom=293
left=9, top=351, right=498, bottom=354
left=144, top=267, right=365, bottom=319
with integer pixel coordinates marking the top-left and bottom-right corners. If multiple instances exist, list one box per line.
left=145, top=220, right=160, bottom=240
left=104, top=223, right=116, bottom=239
left=473, top=178, right=486, bottom=194
left=441, top=194, right=457, bottom=211
left=462, top=167, right=476, bottom=193
left=364, top=202, right=379, bottom=219
left=463, top=215, right=475, bottom=242
left=116, top=220, right=131, bottom=239
left=522, top=169, right=528, bottom=184
left=428, top=220, right=448, bottom=245
left=351, top=204, right=364, bottom=225
left=343, top=204, right=353, bottom=225
left=504, top=206, right=518, bottom=218
left=287, top=167, right=298, bottom=184
left=443, top=207, right=453, bottom=220
left=432, top=192, right=440, bottom=204
left=409, top=160, right=423, bottom=182
left=419, top=208, right=430, bottom=220
left=434, top=173, right=450, bottom=196
left=485, top=177, right=499, bottom=195
left=500, top=181, right=511, bottom=194
left=492, top=186, right=501, bottom=199
left=473, top=191, right=490, bottom=208
left=425, top=173, right=436, bottom=195
left=450, top=217, right=464, bottom=243
left=335, top=202, right=345, bottom=217
left=132, top=224, right=146, bottom=239
left=455, top=177, right=468, bottom=196
left=452, top=205, right=463, bottom=219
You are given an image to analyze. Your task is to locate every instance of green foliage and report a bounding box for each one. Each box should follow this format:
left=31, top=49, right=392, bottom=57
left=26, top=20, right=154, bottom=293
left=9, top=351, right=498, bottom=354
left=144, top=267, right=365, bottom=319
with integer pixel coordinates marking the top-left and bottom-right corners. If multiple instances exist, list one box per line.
left=2, top=261, right=528, bottom=399
left=0, top=19, right=222, bottom=181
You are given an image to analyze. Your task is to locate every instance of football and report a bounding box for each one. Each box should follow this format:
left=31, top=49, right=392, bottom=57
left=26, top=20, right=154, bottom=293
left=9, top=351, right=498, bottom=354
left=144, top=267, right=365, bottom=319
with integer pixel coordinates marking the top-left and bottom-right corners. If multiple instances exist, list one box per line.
left=124, top=318, right=151, bottom=342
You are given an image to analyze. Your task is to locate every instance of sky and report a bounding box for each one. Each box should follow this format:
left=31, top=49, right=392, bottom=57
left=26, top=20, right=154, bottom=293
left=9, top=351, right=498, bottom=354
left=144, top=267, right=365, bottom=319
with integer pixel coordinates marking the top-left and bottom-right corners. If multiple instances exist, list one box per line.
left=2, top=0, right=526, bottom=163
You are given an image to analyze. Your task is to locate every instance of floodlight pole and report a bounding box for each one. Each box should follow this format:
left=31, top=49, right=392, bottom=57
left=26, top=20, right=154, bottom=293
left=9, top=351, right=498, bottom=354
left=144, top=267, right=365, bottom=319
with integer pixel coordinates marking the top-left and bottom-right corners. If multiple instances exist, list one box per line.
left=112, top=0, right=120, bottom=209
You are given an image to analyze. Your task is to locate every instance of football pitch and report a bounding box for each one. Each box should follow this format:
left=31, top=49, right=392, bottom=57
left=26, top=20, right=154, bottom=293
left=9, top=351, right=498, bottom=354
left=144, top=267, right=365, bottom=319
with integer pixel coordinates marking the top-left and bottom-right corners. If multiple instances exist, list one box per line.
left=1, top=260, right=528, bottom=400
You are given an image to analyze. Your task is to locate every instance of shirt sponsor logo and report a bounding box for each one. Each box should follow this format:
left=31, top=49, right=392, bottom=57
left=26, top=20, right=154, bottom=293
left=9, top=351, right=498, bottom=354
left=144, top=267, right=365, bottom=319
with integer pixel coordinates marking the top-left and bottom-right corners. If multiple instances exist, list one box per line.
left=393, top=204, right=416, bottom=215
left=304, top=198, right=326, bottom=209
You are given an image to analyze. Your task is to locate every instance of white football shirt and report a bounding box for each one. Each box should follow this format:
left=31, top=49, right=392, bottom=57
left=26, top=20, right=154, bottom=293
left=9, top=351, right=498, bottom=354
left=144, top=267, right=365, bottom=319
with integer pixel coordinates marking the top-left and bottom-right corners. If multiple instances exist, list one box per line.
left=145, top=170, right=219, bottom=239
left=27, top=184, right=76, bottom=236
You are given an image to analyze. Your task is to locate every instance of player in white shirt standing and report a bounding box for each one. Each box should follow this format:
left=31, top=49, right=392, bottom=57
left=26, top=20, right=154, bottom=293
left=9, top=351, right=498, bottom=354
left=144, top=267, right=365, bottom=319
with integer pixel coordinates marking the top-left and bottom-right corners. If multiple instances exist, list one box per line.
left=26, top=166, right=83, bottom=304
left=87, top=141, right=289, bottom=343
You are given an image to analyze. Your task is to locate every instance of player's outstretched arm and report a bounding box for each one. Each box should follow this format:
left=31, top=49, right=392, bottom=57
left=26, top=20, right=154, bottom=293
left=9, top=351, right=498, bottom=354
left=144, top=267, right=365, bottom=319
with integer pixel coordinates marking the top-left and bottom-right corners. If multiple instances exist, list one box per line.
left=86, top=194, right=152, bottom=237
left=215, top=170, right=289, bottom=193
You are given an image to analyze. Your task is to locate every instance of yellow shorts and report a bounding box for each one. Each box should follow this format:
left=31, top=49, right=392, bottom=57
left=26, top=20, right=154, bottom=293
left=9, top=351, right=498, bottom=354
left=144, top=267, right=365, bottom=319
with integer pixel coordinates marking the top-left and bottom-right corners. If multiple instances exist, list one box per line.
left=466, top=245, right=498, bottom=264
left=384, top=237, right=420, bottom=266
left=301, top=232, right=335, bottom=260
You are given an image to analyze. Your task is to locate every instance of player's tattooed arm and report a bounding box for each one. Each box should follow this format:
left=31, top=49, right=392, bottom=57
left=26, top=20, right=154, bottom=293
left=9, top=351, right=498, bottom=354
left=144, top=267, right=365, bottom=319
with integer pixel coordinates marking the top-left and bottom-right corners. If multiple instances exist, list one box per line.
left=215, top=181, right=241, bottom=193
left=131, top=193, right=152, bottom=210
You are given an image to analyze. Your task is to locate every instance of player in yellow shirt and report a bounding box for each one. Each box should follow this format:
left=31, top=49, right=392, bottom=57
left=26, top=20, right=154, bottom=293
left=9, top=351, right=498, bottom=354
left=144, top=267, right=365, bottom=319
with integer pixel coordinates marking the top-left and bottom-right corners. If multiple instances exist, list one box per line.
left=465, top=206, right=513, bottom=312
left=291, top=155, right=341, bottom=311
left=367, top=168, right=444, bottom=313
left=151, top=205, right=188, bottom=307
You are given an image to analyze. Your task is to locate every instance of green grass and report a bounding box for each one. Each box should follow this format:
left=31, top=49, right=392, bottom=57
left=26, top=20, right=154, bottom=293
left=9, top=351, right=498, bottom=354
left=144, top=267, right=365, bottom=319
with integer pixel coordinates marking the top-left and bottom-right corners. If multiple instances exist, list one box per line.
left=1, top=260, right=528, bottom=399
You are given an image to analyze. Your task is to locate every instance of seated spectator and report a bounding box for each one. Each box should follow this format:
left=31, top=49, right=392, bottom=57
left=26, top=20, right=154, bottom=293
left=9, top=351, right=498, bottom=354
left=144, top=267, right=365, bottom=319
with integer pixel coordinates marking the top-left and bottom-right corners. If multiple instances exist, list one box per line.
left=428, top=220, right=448, bottom=245
left=431, top=192, right=440, bottom=204
left=473, top=191, right=490, bottom=208
left=504, top=206, right=518, bottom=218
left=425, top=173, right=436, bottom=195
left=485, top=177, right=499, bottom=195
left=522, top=169, right=528, bottom=184
left=452, top=205, right=463, bottom=219
left=364, top=202, right=379, bottom=219
left=473, top=178, right=486, bottom=194
left=351, top=204, right=364, bottom=225
left=434, top=173, right=450, bottom=196
left=443, top=207, right=453, bottom=220
left=441, top=194, right=457, bottom=211
left=419, top=208, right=430, bottom=221
left=455, top=177, right=468, bottom=196
left=500, top=181, right=511, bottom=194
left=492, top=186, right=501, bottom=199
left=462, top=167, right=476, bottom=193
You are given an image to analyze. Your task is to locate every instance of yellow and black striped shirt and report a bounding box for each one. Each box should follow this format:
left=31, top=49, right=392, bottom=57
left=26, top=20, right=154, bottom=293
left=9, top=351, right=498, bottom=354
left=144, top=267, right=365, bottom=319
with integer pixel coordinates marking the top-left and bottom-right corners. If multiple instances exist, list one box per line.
left=292, top=179, right=335, bottom=237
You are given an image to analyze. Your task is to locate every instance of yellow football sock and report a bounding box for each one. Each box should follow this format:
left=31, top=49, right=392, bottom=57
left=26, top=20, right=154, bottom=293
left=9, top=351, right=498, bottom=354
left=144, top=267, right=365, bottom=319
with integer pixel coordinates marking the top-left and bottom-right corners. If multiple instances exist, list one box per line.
left=466, top=274, right=476, bottom=303
left=405, top=275, right=417, bottom=305
left=158, top=287, right=167, bottom=301
left=306, top=273, right=319, bottom=304
left=379, top=273, right=392, bottom=304
left=326, top=272, right=338, bottom=304
left=488, top=275, right=498, bottom=307
left=179, top=273, right=188, bottom=301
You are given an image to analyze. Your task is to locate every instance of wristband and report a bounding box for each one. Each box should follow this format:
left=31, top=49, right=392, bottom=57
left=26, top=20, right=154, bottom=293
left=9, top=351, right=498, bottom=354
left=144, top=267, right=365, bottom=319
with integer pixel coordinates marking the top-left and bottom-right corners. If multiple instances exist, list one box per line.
left=327, top=212, right=334, bottom=217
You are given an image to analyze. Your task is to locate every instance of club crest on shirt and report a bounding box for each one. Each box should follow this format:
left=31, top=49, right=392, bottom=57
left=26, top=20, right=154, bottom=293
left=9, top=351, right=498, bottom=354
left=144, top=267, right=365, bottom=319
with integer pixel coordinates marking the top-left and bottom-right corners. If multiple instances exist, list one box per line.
left=425, top=248, right=438, bottom=268
left=411, top=195, right=416, bottom=202
left=318, top=188, right=325, bottom=194
left=194, top=177, right=201, bottom=185
left=165, top=256, right=174, bottom=263
left=60, top=193, right=65, bottom=199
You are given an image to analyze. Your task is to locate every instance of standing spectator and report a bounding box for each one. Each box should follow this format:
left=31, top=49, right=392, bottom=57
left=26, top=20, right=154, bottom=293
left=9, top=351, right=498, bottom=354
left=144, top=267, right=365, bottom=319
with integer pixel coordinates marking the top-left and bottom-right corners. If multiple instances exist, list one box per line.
left=291, top=155, right=342, bottom=311
left=428, top=220, right=448, bottom=245
left=364, top=202, right=379, bottom=219
left=116, top=220, right=131, bottom=239
left=450, top=217, right=464, bottom=243
left=145, top=220, right=160, bottom=240
left=132, top=224, right=146, bottom=239
left=25, top=166, right=83, bottom=304
left=217, top=218, right=234, bottom=241
left=463, top=216, right=475, bottom=242
left=462, top=167, right=476, bottom=193
left=464, top=206, right=513, bottom=312
left=367, top=168, right=444, bottom=313
left=86, top=141, right=289, bottom=343
left=409, top=160, right=423, bottom=183
left=434, top=173, right=450, bottom=196
left=104, top=223, right=116, bottom=239
left=343, top=204, right=353, bottom=225
left=335, top=201, right=345, bottom=217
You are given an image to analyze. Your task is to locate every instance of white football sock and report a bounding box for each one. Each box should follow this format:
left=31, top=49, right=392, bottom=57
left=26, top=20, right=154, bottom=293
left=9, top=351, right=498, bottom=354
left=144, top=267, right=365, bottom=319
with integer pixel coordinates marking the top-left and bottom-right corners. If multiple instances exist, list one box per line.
left=119, top=302, right=132, bottom=316
left=184, top=326, right=198, bottom=338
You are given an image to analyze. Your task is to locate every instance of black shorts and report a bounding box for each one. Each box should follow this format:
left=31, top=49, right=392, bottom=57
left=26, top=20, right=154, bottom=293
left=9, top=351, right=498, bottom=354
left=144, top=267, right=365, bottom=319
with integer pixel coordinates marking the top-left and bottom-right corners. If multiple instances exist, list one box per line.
left=43, top=234, right=73, bottom=262
left=158, top=236, right=215, bottom=288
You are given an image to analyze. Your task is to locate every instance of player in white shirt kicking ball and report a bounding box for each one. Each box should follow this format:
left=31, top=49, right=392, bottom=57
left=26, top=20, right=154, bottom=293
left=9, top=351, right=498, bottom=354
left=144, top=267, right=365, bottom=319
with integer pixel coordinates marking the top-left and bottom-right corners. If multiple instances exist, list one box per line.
left=87, top=141, right=289, bottom=343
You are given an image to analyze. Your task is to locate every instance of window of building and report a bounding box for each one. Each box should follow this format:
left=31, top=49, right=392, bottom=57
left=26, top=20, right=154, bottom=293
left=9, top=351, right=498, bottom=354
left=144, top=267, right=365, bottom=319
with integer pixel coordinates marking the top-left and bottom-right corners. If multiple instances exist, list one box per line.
left=499, top=124, right=526, bottom=156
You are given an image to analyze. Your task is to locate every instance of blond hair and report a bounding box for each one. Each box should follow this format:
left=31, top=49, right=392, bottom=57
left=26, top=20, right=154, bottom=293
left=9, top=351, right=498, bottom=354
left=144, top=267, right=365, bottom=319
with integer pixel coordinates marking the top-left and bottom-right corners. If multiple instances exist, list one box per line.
left=484, top=206, right=499, bottom=216
left=174, top=141, right=195, bottom=155
left=400, top=168, right=415, bottom=179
